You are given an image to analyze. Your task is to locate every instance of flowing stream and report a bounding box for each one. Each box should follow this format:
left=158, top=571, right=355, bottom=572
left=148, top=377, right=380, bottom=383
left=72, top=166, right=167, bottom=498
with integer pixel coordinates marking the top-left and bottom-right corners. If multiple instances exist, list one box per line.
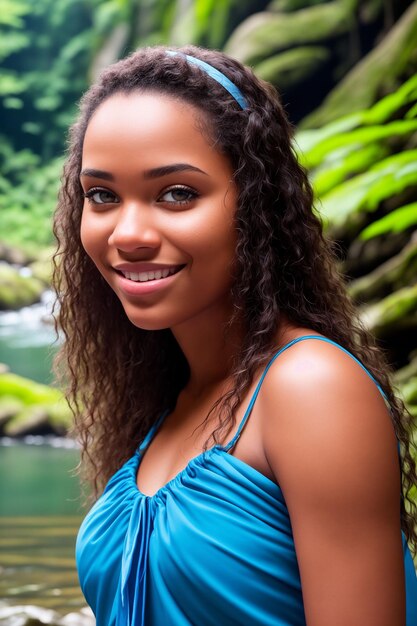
left=0, top=290, right=58, bottom=385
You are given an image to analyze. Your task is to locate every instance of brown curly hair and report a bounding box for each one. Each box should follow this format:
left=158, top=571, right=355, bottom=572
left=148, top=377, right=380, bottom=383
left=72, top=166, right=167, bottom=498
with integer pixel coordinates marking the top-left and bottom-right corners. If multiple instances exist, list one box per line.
left=52, top=44, right=417, bottom=556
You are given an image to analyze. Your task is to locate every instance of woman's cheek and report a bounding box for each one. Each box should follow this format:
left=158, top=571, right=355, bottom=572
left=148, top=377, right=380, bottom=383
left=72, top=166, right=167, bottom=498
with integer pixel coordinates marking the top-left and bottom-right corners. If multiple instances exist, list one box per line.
left=80, top=210, right=103, bottom=262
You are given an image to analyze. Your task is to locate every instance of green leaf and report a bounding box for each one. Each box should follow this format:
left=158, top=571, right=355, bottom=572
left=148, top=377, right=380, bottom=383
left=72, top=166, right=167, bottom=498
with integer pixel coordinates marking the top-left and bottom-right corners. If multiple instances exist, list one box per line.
left=301, top=119, right=417, bottom=169
left=0, top=0, right=30, bottom=28
left=0, top=71, right=26, bottom=95
left=359, top=203, right=417, bottom=240
left=296, top=74, right=417, bottom=159
left=0, top=31, right=30, bottom=62
left=3, top=96, right=23, bottom=109
left=362, top=74, right=417, bottom=125
left=318, top=150, right=417, bottom=229
left=295, top=112, right=364, bottom=157
left=312, top=143, right=390, bottom=197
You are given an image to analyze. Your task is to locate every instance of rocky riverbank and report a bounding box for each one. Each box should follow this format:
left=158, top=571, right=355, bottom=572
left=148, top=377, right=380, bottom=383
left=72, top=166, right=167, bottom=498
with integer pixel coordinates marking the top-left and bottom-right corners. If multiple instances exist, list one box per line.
left=0, top=244, right=53, bottom=312
left=0, top=367, right=72, bottom=438
left=0, top=604, right=94, bottom=626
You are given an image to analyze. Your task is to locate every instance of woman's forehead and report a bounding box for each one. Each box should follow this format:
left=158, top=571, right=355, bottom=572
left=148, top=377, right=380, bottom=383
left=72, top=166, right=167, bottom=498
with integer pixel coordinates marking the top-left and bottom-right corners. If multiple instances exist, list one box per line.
left=85, top=92, right=202, bottom=145
left=81, top=92, right=230, bottom=177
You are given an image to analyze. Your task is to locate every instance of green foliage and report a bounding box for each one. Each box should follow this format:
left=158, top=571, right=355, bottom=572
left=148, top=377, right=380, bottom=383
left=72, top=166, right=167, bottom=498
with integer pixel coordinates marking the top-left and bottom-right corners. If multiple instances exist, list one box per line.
left=169, top=0, right=254, bottom=49
left=317, top=150, right=417, bottom=229
left=0, top=139, right=62, bottom=250
left=295, top=73, right=417, bottom=238
left=0, top=0, right=31, bottom=28
left=225, top=0, right=355, bottom=66
left=1, top=0, right=93, bottom=160
left=300, top=0, right=417, bottom=128
left=300, top=120, right=417, bottom=170
left=359, top=203, right=417, bottom=240
left=296, top=74, right=417, bottom=157
left=311, top=143, right=389, bottom=197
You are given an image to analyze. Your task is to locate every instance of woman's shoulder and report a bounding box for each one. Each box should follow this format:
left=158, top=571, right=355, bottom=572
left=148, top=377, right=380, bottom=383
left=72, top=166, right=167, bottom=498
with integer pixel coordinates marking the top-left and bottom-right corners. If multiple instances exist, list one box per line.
left=256, top=329, right=405, bottom=625
left=257, top=327, right=399, bottom=497
left=262, top=327, right=389, bottom=415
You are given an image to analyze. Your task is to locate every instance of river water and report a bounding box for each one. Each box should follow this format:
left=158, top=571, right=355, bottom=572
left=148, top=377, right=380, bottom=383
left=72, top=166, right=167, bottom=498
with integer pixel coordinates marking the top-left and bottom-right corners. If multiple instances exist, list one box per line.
left=0, top=290, right=57, bottom=385
left=0, top=439, right=87, bottom=614
left=0, top=297, right=88, bottom=615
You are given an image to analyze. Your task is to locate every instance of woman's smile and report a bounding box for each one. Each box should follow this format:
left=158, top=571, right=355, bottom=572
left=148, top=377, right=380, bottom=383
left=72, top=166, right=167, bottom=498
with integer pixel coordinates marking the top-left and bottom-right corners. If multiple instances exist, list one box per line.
left=79, top=92, right=238, bottom=331
left=114, top=263, right=187, bottom=296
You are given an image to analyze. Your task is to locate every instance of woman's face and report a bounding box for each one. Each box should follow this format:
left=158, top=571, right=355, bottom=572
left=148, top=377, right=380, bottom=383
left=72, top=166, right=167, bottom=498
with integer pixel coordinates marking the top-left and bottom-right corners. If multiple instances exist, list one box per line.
left=80, top=92, right=238, bottom=331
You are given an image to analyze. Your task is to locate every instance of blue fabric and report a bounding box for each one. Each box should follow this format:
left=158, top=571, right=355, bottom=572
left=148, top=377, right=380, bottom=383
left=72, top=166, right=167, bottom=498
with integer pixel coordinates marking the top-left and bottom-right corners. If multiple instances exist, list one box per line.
left=166, top=50, right=248, bottom=110
left=76, top=335, right=417, bottom=625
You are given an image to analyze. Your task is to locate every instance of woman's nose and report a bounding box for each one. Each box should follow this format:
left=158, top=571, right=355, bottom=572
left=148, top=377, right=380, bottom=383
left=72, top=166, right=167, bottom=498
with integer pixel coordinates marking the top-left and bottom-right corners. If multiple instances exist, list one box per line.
left=108, top=202, right=161, bottom=252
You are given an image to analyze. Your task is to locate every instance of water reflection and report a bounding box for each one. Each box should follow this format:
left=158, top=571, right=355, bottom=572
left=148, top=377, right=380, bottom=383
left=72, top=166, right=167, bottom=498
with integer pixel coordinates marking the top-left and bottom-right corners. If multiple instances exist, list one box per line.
left=0, top=440, right=86, bottom=613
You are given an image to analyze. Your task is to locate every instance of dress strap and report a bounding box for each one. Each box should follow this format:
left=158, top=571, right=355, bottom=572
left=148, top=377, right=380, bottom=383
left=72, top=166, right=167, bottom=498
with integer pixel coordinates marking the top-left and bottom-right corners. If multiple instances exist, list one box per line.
left=222, top=334, right=391, bottom=453
left=137, top=409, right=170, bottom=454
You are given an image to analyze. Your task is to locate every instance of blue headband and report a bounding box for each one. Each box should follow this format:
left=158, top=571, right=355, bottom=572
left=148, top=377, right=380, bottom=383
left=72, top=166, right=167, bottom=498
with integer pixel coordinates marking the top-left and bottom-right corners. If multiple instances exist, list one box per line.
left=166, top=50, right=248, bottom=110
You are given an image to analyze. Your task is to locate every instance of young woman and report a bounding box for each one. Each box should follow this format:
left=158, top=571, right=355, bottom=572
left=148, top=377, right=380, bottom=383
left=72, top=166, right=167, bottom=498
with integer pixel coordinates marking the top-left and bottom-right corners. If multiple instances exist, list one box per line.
left=53, top=45, right=417, bottom=625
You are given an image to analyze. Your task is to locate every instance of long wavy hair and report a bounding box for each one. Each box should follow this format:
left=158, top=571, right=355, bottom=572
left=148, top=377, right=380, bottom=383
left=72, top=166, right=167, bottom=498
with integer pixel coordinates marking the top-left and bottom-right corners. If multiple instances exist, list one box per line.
left=53, top=44, right=417, bottom=555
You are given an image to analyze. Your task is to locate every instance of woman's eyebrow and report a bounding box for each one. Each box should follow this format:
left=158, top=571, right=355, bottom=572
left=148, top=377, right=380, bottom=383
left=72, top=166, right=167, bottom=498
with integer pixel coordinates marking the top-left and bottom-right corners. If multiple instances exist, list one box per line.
left=80, top=168, right=114, bottom=181
left=143, top=163, right=208, bottom=179
left=79, top=163, right=208, bottom=181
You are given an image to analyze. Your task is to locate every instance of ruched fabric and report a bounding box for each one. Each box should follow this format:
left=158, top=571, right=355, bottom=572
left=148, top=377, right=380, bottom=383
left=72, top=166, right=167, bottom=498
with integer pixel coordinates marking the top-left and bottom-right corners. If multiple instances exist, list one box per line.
left=76, top=335, right=417, bottom=626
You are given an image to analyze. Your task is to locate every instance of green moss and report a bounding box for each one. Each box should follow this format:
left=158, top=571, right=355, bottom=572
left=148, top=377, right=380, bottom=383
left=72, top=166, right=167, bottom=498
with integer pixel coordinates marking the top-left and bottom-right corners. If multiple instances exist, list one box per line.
left=0, top=372, right=72, bottom=435
left=300, top=1, right=417, bottom=128
left=29, top=248, right=54, bottom=286
left=225, top=1, right=353, bottom=65
left=254, top=46, right=329, bottom=89
left=0, top=262, right=44, bottom=310
left=4, top=405, right=50, bottom=436
left=0, top=395, right=24, bottom=424
left=0, top=371, right=62, bottom=405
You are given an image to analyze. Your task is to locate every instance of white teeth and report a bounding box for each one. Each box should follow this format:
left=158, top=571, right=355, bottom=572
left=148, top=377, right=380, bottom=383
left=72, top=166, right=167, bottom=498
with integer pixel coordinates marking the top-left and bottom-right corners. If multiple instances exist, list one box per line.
left=121, top=267, right=180, bottom=282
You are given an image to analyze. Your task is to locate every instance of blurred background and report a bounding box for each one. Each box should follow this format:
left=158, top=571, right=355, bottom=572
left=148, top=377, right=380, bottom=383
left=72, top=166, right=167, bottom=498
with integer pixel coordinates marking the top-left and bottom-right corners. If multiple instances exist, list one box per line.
left=0, top=0, right=417, bottom=623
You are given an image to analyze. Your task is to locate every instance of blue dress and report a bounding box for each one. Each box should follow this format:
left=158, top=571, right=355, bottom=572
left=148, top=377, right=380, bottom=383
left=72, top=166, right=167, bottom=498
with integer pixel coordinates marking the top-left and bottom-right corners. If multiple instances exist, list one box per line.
left=76, top=335, right=417, bottom=625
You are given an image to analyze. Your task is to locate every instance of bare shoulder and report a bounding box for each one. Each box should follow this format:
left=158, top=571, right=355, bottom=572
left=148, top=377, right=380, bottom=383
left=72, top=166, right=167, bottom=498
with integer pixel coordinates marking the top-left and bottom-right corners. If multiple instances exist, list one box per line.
left=257, top=334, right=405, bottom=625
left=259, top=334, right=398, bottom=488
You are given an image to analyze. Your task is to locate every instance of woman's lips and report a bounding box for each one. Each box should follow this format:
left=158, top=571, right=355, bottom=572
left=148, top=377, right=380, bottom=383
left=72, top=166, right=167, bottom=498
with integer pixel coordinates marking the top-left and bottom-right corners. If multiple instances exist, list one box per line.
left=114, top=265, right=185, bottom=296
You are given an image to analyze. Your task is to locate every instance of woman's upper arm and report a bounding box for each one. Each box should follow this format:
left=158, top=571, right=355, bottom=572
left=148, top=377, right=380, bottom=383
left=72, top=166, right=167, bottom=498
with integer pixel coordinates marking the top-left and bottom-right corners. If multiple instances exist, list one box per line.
left=259, top=340, right=405, bottom=626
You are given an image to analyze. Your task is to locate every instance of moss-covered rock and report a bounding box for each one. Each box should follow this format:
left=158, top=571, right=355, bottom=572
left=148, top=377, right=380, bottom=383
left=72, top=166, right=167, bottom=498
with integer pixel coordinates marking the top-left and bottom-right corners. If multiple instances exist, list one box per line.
left=0, top=395, right=24, bottom=427
left=4, top=405, right=51, bottom=437
left=255, top=46, right=330, bottom=89
left=224, top=1, right=353, bottom=66
left=0, top=372, right=62, bottom=405
left=0, top=372, right=72, bottom=436
left=300, top=1, right=417, bottom=128
left=28, top=248, right=54, bottom=286
left=0, top=241, right=33, bottom=265
left=0, top=262, right=44, bottom=310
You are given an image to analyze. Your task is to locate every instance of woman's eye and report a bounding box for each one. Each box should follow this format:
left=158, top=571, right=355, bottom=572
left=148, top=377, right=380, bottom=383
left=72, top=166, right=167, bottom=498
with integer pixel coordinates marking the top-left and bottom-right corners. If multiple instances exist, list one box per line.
left=84, top=188, right=118, bottom=205
left=159, top=186, right=198, bottom=205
